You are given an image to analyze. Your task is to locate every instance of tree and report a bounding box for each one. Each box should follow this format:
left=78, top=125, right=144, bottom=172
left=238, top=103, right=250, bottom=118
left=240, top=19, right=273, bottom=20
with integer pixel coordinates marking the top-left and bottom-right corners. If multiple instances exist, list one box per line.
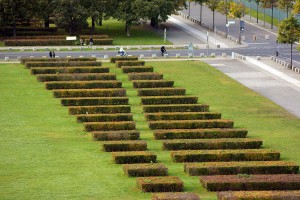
left=261, top=0, right=277, bottom=29
left=37, top=0, right=58, bottom=27
left=217, top=0, right=230, bottom=36
left=254, top=0, right=260, bottom=23
left=193, top=0, right=207, bottom=25
left=206, top=0, right=220, bottom=29
left=229, top=1, right=245, bottom=44
left=277, top=16, right=300, bottom=67
left=278, top=0, right=293, bottom=18
left=293, top=0, right=300, bottom=14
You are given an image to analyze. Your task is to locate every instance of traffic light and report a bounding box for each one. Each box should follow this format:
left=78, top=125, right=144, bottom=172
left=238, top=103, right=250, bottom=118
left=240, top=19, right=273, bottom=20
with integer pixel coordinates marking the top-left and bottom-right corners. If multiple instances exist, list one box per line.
left=240, top=20, right=245, bottom=33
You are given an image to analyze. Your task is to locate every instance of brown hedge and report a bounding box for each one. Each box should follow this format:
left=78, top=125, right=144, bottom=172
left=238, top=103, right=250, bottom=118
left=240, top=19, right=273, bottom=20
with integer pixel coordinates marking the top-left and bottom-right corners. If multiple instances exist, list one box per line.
left=137, top=88, right=186, bottom=96
left=116, top=60, right=145, bottom=67
left=92, top=130, right=140, bottom=141
left=37, top=73, right=116, bottom=82
left=53, top=88, right=126, bottom=98
left=84, top=121, right=136, bottom=131
left=200, top=174, right=300, bottom=191
left=80, top=35, right=109, bottom=39
left=25, top=61, right=102, bottom=68
left=137, top=176, right=183, bottom=192
left=145, top=112, right=221, bottom=121
left=141, top=96, right=198, bottom=105
left=132, top=80, right=174, bottom=88
left=31, top=67, right=109, bottom=75
left=20, top=57, right=96, bottom=64
left=122, top=66, right=154, bottom=73
left=102, top=140, right=147, bottom=152
left=123, top=163, right=168, bottom=177
left=184, top=161, right=299, bottom=176
left=143, top=104, right=210, bottom=113
left=152, top=192, right=200, bottom=200
left=170, top=149, right=280, bottom=163
left=61, top=97, right=129, bottom=106
left=128, top=72, right=163, bottom=80
left=110, top=56, right=139, bottom=63
left=112, top=151, right=157, bottom=164
left=77, top=113, right=133, bottom=123
left=92, top=38, right=113, bottom=45
left=45, top=80, right=122, bottom=90
left=68, top=105, right=131, bottom=115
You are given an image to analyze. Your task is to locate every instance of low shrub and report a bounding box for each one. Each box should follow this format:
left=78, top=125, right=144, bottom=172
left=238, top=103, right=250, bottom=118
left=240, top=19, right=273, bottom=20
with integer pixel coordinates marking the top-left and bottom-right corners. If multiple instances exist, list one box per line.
left=171, top=149, right=280, bottom=163
left=122, top=66, right=153, bottom=73
left=152, top=192, right=200, bottom=200
left=31, top=67, right=109, bottom=75
left=1, top=27, right=58, bottom=33
left=4, top=39, right=75, bottom=46
left=25, top=61, right=102, bottom=68
left=184, top=161, right=299, bottom=176
left=123, top=163, right=168, bottom=177
left=141, top=96, right=198, bottom=105
left=200, top=174, right=300, bottom=191
left=77, top=113, right=133, bottom=123
left=80, top=35, right=109, bottom=39
left=102, top=140, right=147, bottom=152
left=93, top=38, right=113, bottom=45
left=112, top=151, right=157, bottom=164
left=92, top=130, right=140, bottom=141
left=137, top=88, right=186, bottom=96
left=137, top=176, right=183, bottom=192
left=37, top=73, right=116, bottom=82
left=145, top=112, right=221, bottom=120
left=143, top=104, right=209, bottom=113
left=132, top=80, right=174, bottom=88
left=53, top=88, right=126, bottom=98
left=116, top=61, right=145, bottom=68
left=68, top=105, right=131, bottom=115
left=110, top=56, right=139, bottom=63
left=45, top=80, right=122, bottom=90
left=61, top=97, right=129, bottom=106
left=84, top=121, right=136, bottom=131
left=128, top=72, right=163, bottom=80
left=21, top=57, right=96, bottom=64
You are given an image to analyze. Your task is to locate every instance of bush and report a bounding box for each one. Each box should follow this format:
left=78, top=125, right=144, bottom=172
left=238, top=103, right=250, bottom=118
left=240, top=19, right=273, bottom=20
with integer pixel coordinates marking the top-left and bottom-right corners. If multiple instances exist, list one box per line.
left=31, top=67, right=109, bottom=75
left=45, top=80, right=122, bottom=90
left=137, top=88, right=186, bottom=96
left=92, top=130, right=140, bottom=141
left=133, top=80, right=174, bottom=88
left=171, top=149, right=280, bottom=163
left=21, top=57, right=96, bottom=64
left=84, top=121, right=136, bottom=131
left=154, top=129, right=248, bottom=140
left=200, top=174, right=300, bottom=191
left=143, top=104, right=209, bottom=113
left=116, top=61, right=145, bottom=68
left=128, top=73, right=163, bottom=80
left=110, top=56, right=139, bottom=63
left=152, top=192, right=200, bottom=200
left=102, top=140, right=147, bottom=152
left=141, top=96, right=198, bottom=105
left=122, top=66, right=153, bottom=73
left=145, top=112, right=221, bottom=121
left=37, top=73, right=116, bottom=82
left=184, top=161, right=299, bottom=176
left=80, top=35, right=109, bottom=39
left=53, top=88, right=126, bottom=98
left=4, top=39, right=75, bottom=46
left=137, top=176, right=183, bottom=192
left=61, top=97, right=129, bottom=106
left=25, top=61, right=102, bottom=68
left=93, top=39, right=113, bottom=45
left=77, top=113, right=133, bottom=123
left=68, top=105, right=131, bottom=115
left=0, top=27, right=58, bottom=33
left=112, top=151, right=157, bottom=164
left=123, top=163, right=168, bottom=177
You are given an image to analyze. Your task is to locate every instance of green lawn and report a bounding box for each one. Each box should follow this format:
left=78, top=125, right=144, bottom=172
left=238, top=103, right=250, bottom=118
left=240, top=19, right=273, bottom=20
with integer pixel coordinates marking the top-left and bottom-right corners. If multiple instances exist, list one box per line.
left=1, top=61, right=299, bottom=199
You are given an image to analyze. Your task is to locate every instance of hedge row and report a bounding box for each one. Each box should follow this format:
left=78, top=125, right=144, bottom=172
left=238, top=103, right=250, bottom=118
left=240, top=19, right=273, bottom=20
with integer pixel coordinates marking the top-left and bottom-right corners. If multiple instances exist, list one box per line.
left=37, top=73, right=116, bottom=82
left=102, top=140, right=147, bottom=152
left=217, top=190, right=300, bottom=200
left=3, top=31, right=59, bottom=37
left=53, top=88, right=126, bottom=98
left=200, top=174, right=300, bottom=191
left=93, top=39, right=113, bottom=45
left=110, top=56, right=139, bottom=63
left=46, top=80, right=122, bottom=90
left=141, top=96, right=198, bottom=105
left=68, top=105, right=131, bottom=115
left=137, top=88, right=186, bottom=96
left=123, top=163, right=168, bottom=177
left=154, top=129, right=248, bottom=140
left=132, top=80, right=174, bottom=88
left=128, top=72, right=163, bottom=80
left=61, top=97, right=129, bottom=106
left=112, top=151, right=157, bottom=164
left=31, top=67, right=109, bottom=75
left=170, top=149, right=280, bottom=163
left=26, top=61, right=102, bottom=68
left=84, top=121, right=136, bottom=131
left=184, top=161, right=299, bottom=176
left=122, top=66, right=153, bottom=73
left=148, top=120, right=234, bottom=130
left=21, top=57, right=96, bottom=64
left=0, top=27, right=58, bottom=32
left=137, top=176, right=183, bottom=192
left=143, top=104, right=210, bottom=113
left=92, top=130, right=140, bottom=141
left=163, top=138, right=263, bottom=150
left=80, top=35, right=109, bottom=39
left=145, top=112, right=221, bottom=121
left=152, top=192, right=200, bottom=200
left=77, top=113, right=133, bottom=123
left=116, top=61, right=145, bottom=68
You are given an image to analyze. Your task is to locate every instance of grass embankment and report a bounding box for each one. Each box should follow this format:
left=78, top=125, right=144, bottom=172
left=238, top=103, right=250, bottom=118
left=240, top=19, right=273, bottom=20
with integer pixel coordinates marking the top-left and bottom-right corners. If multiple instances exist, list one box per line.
left=1, top=61, right=299, bottom=199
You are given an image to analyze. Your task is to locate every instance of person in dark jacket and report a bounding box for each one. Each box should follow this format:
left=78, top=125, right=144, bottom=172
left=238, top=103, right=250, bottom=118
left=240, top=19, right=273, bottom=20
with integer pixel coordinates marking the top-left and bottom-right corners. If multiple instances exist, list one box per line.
left=161, top=46, right=166, bottom=56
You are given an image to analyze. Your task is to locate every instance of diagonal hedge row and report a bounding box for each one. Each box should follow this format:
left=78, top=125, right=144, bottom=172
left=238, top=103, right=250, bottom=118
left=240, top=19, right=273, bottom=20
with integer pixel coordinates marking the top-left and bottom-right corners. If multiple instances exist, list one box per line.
left=143, top=104, right=210, bottom=113
left=25, top=61, right=102, bottom=68
left=31, top=67, right=109, bottom=75
left=141, top=96, right=198, bottom=105
left=76, top=113, right=133, bottom=123
left=112, top=151, right=157, bottom=164
left=61, top=97, right=129, bottom=106
left=102, top=140, right=147, bottom=152
left=122, top=66, right=154, bottom=73
left=123, top=163, right=168, bottom=177
left=217, top=190, right=300, bottom=199
left=145, top=112, right=221, bottom=121
left=152, top=192, right=200, bottom=200
left=92, top=130, right=140, bottom=141
left=45, top=80, right=122, bottom=90
left=137, top=88, right=186, bottom=96
left=21, top=57, right=97, bottom=64
left=37, top=73, right=117, bottom=82
left=133, top=80, right=174, bottom=88
left=110, top=56, right=139, bottom=63
left=116, top=61, right=145, bottom=68
left=128, top=72, right=163, bottom=80
left=84, top=121, right=136, bottom=132
left=137, top=176, right=184, bottom=192
left=52, top=88, right=126, bottom=98
left=68, top=105, right=131, bottom=115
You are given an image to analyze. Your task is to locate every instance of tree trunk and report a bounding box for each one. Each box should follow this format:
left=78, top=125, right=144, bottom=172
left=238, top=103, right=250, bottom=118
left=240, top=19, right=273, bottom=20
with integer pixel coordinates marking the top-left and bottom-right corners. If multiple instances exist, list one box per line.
left=271, top=4, right=274, bottom=29
left=13, top=21, right=16, bottom=37
left=126, top=21, right=130, bottom=37
left=239, top=18, right=241, bottom=44
left=213, top=10, right=215, bottom=29
left=188, top=1, right=191, bottom=17
left=200, top=4, right=202, bottom=25
left=44, top=16, right=50, bottom=28
left=256, top=2, right=259, bottom=23
left=92, top=17, right=95, bottom=30
left=290, top=43, right=293, bottom=68
left=99, top=14, right=103, bottom=26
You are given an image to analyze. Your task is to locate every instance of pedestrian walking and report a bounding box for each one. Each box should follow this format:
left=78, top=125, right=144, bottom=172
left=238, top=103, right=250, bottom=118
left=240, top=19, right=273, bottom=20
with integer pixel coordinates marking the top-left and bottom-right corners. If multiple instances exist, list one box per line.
left=161, top=46, right=166, bottom=56
left=49, top=50, right=52, bottom=58
left=89, top=36, right=93, bottom=47
left=52, top=50, right=55, bottom=58
left=80, top=38, right=84, bottom=46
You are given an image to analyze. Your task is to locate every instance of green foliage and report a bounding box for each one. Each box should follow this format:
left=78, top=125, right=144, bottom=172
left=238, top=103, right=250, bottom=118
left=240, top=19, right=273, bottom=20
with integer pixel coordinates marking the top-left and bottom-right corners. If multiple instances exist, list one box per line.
left=145, top=112, right=221, bottom=120
left=217, top=190, right=300, bottom=199
left=53, top=88, right=126, bottom=98
left=37, top=73, right=116, bottom=82
left=229, top=2, right=245, bottom=19
left=110, top=56, right=138, bottom=63
left=112, top=151, right=157, bottom=164
left=143, top=104, right=209, bottom=113
left=31, top=67, right=109, bottom=75
left=141, top=96, right=198, bottom=105
left=116, top=60, right=145, bottom=67
left=123, top=163, right=168, bottom=177
left=45, top=80, right=122, bottom=90
left=278, top=16, right=300, bottom=45
left=137, top=88, right=186, bottom=96
left=21, top=57, right=96, bottom=64
left=84, top=121, right=136, bottom=131
left=132, top=80, right=174, bottom=88
left=128, top=72, right=163, bottom=80
left=61, top=97, right=129, bottom=106
left=76, top=113, right=132, bottom=122
left=25, top=61, right=102, bottom=68
left=102, top=140, right=147, bottom=152
left=152, top=192, right=200, bottom=200
left=122, top=66, right=153, bottom=73
left=68, top=105, right=131, bottom=115
left=4, top=39, right=74, bottom=46
left=136, top=176, right=183, bottom=192
left=92, top=130, right=140, bottom=141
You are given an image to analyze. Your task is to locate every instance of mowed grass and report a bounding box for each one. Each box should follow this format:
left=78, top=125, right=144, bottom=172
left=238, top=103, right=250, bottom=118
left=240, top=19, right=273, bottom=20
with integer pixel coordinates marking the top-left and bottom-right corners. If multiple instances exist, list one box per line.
left=1, top=60, right=300, bottom=199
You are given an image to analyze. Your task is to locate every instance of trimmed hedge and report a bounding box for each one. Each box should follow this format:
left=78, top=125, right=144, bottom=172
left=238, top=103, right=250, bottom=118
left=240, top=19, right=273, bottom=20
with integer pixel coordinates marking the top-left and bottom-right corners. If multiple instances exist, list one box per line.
left=170, top=149, right=280, bottom=163
left=110, top=56, right=139, bottom=63
left=163, top=138, right=263, bottom=150
left=61, top=97, right=129, bottom=106
left=45, top=80, right=122, bottom=90
left=37, top=73, right=116, bottom=82
left=200, top=174, right=300, bottom=191
left=21, top=57, right=96, bottom=64
left=77, top=113, right=133, bottom=123
left=141, top=96, right=198, bottom=105
left=137, top=88, right=186, bottom=96
left=92, top=130, right=140, bottom=141
left=0, top=27, right=58, bottom=32
left=132, top=80, right=174, bottom=88
left=128, top=72, right=163, bottom=80
left=102, top=140, right=147, bottom=152
left=122, top=66, right=153, bottom=73
left=116, top=61, right=145, bottom=68
left=68, top=105, right=131, bottom=115
left=184, top=161, right=299, bottom=176
left=25, top=61, right=102, bottom=68
left=145, top=112, right=221, bottom=121
left=31, top=67, right=109, bottom=75
left=143, top=104, right=209, bottom=113
left=148, top=120, right=234, bottom=130
left=53, top=88, right=126, bottom=98
left=80, top=35, right=109, bottom=39
left=112, top=151, right=157, bottom=164
left=93, top=38, right=113, bottom=45
left=152, top=192, right=200, bottom=200
left=137, top=176, right=183, bottom=192
left=123, top=163, right=168, bottom=177
left=84, top=121, right=136, bottom=131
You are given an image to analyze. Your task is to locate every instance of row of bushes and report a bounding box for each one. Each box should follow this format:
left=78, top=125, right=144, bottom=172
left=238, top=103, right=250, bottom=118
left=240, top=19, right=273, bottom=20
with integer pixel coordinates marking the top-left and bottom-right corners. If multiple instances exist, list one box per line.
left=31, top=67, right=109, bottom=75
left=2, top=31, right=61, bottom=37
left=112, top=151, right=157, bottom=164
left=143, top=104, right=210, bottom=113
left=170, top=149, right=280, bottom=163
left=123, top=163, right=168, bottom=177
left=77, top=113, right=133, bottom=123
left=110, top=56, right=139, bottom=63
left=84, top=121, right=136, bottom=131
left=21, top=57, right=96, bottom=64
left=141, top=96, right=198, bottom=105
left=133, top=80, right=174, bottom=88
left=92, top=130, right=140, bottom=141
left=128, top=72, right=163, bottom=80
left=37, top=73, right=116, bottom=82
left=26, top=61, right=102, bottom=68
left=53, top=88, right=126, bottom=98
left=200, top=174, right=300, bottom=191
left=61, top=97, right=129, bottom=106
left=145, top=112, right=221, bottom=121
left=45, top=80, right=122, bottom=90
left=68, top=105, right=131, bottom=115
left=102, top=140, right=147, bottom=152
left=151, top=192, right=200, bottom=200
left=116, top=61, right=145, bottom=68
left=184, top=161, right=299, bottom=176
left=122, top=66, right=153, bottom=74
left=0, top=27, right=58, bottom=32
left=136, top=176, right=183, bottom=192
left=137, top=88, right=186, bottom=96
